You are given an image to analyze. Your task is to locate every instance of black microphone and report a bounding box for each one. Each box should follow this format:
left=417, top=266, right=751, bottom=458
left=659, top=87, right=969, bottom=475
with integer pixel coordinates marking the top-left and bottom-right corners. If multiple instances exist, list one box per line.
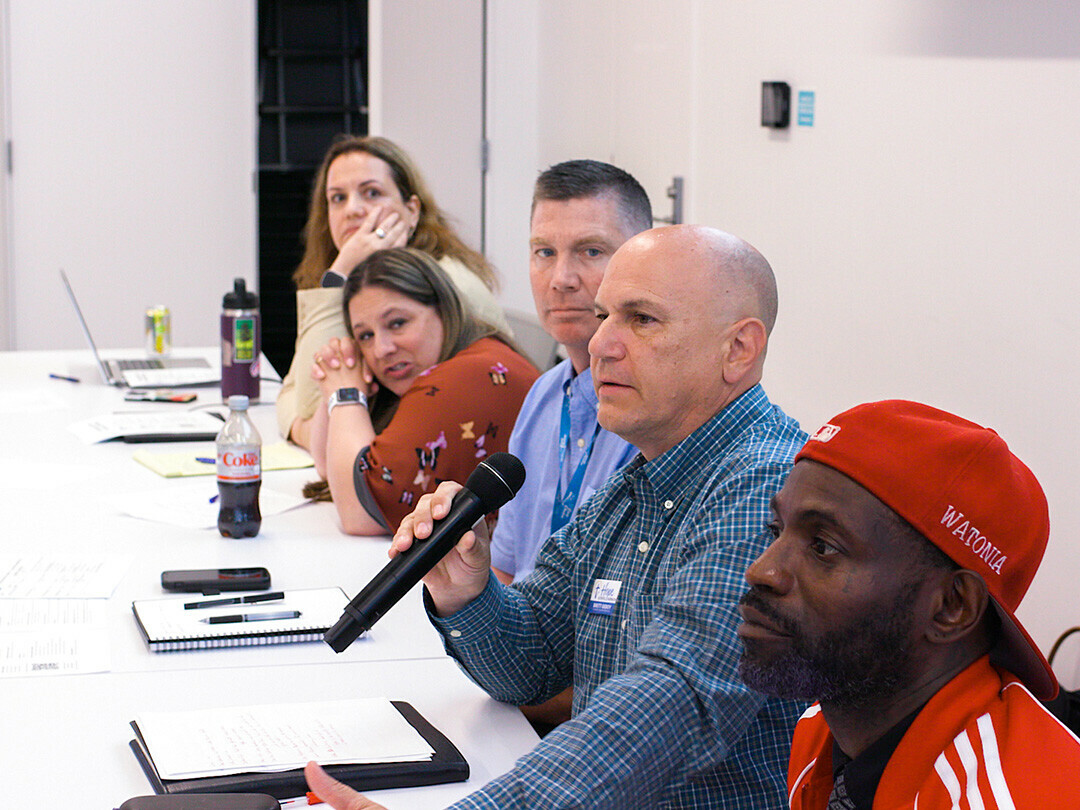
left=324, top=452, right=526, bottom=653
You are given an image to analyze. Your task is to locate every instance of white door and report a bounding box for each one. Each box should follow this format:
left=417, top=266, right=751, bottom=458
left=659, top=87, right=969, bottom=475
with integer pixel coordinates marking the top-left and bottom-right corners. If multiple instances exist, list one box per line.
left=370, top=0, right=485, bottom=252
left=0, top=0, right=13, bottom=349
left=5, top=1, right=256, bottom=351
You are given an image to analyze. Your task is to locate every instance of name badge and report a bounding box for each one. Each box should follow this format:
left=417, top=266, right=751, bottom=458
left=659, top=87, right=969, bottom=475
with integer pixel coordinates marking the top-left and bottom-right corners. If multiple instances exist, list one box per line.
left=587, top=579, right=622, bottom=616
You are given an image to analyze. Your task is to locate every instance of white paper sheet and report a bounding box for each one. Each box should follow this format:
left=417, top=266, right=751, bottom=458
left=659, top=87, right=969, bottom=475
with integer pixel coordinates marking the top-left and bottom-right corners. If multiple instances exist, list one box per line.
left=68, top=410, right=225, bottom=443
left=135, top=698, right=435, bottom=779
left=0, top=598, right=106, bottom=628
left=0, top=599, right=110, bottom=677
left=0, top=554, right=130, bottom=598
left=0, top=388, right=70, bottom=416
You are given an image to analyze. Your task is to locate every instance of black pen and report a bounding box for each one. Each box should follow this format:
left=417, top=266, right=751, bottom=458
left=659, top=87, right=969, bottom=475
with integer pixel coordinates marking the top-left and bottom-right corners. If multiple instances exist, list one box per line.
left=201, top=610, right=301, bottom=625
left=184, top=591, right=285, bottom=610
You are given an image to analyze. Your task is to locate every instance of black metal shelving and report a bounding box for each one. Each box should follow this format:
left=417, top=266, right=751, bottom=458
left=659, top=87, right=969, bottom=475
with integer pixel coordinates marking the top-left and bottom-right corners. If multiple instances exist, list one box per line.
left=257, top=0, right=368, bottom=376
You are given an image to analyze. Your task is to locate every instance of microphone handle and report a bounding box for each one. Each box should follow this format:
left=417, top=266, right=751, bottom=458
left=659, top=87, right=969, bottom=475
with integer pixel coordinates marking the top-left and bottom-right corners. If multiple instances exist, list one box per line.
left=325, top=488, right=485, bottom=651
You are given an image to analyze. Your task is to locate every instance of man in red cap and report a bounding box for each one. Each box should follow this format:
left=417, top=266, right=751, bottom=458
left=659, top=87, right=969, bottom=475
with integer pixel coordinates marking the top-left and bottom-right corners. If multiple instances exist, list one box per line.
left=738, top=399, right=1080, bottom=809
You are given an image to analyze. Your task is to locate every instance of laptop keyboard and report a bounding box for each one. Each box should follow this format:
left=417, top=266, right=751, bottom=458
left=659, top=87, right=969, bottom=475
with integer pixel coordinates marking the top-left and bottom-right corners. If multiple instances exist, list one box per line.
left=117, top=359, right=165, bottom=370
left=115, top=357, right=209, bottom=371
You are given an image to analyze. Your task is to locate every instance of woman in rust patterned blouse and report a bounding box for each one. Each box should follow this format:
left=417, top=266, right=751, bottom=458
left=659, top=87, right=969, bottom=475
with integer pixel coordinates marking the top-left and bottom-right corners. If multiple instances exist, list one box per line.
left=309, top=247, right=538, bottom=535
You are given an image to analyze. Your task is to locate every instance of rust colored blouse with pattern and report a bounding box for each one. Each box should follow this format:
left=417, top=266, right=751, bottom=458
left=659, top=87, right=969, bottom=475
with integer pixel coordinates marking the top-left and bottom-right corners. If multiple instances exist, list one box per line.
left=353, top=337, right=539, bottom=531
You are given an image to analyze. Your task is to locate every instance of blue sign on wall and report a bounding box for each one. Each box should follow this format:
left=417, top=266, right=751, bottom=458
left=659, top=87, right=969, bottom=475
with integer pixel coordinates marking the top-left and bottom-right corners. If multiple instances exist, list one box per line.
left=798, top=90, right=815, bottom=126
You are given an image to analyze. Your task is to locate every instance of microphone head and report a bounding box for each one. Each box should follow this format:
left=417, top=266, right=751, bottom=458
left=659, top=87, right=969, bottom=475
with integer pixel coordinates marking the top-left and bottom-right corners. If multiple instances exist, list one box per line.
left=465, top=452, right=526, bottom=511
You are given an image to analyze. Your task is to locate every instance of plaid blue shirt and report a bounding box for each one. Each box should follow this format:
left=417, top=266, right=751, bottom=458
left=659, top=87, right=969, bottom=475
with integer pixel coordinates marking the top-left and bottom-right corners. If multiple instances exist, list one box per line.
left=431, top=385, right=808, bottom=809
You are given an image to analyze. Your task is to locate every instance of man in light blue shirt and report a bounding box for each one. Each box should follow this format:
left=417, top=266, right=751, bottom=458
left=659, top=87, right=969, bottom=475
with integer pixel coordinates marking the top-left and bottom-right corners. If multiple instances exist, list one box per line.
left=489, top=160, right=651, bottom=584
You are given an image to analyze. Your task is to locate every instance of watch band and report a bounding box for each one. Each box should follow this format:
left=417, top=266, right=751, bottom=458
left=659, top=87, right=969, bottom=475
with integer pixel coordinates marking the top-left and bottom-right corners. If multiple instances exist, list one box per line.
left=327, top=387, right=367, bottom=415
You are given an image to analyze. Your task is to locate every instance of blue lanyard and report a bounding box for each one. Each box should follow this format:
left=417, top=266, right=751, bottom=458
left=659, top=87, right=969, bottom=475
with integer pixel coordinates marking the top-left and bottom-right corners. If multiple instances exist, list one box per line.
left=551, top=379, right=602, bottom=534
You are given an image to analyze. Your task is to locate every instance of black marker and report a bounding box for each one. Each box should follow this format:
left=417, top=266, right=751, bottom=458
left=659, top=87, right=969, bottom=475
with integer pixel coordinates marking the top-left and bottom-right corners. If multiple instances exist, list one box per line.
left=184, top=591, right=285, bottom=610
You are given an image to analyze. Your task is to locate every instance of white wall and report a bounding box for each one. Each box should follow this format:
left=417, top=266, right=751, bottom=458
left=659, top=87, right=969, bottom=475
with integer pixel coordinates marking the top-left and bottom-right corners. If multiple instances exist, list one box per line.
left=0, top=0, right=12, bottom=349
left=6, top=0, right=256, bottom=351
left=487, top=0, right=1080, bottom=685
left=370, top=0, right=485, bottom=253
left=484, top=0, right=698, bottom=315
left=484, top=0, right=540, bottom=315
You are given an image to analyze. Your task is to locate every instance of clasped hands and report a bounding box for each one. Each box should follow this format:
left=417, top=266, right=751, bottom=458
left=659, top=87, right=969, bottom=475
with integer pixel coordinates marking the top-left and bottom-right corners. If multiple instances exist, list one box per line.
left=311, top=336, right=376, bottom=400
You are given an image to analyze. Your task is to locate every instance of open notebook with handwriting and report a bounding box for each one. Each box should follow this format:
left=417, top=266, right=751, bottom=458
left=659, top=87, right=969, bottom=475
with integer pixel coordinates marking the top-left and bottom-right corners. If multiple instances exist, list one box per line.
left=129, top=697, right=469, bottom=797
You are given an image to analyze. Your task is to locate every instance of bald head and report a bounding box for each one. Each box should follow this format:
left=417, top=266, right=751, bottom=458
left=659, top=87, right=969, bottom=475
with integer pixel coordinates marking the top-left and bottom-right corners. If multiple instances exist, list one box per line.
left=589, top=224, right=779, bottom=458
left=616, top=224, right=778, bottom=334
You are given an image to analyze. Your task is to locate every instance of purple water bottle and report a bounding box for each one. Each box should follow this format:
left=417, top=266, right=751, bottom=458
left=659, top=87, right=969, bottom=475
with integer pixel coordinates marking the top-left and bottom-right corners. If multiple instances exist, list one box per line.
left=221, top=278, right=261, bottom=402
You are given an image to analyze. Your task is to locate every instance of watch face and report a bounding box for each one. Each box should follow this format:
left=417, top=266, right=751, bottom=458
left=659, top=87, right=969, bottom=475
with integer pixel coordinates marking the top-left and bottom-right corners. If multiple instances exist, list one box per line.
left=336, top=387, right=360, bottom=403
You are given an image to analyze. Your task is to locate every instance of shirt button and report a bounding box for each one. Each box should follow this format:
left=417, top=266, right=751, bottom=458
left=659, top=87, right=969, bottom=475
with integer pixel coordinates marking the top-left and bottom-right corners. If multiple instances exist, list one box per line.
left=638, top=541, right=649, bottom=553
left=663, top=499, right=674, bottom=510
left=449, top=629, right=462, bottom=638
left=577, top=438, right=586, bottom=448
left=621, top=619, right=628, bottom=630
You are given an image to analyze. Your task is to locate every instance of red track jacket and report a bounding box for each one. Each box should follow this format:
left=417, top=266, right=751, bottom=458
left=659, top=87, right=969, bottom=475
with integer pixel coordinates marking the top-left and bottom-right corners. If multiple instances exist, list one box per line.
left=787, top=656, right=1080, bottom=809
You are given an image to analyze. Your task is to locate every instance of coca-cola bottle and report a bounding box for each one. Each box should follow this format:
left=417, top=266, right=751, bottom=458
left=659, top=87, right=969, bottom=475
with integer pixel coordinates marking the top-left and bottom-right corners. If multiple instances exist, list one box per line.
left=216, top=394, right=261, bottom=538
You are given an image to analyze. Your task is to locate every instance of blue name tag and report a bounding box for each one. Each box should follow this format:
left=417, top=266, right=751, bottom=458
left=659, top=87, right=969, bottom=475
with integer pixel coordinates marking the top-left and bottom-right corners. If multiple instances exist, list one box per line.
left=587, top=578, right=622, bottom=615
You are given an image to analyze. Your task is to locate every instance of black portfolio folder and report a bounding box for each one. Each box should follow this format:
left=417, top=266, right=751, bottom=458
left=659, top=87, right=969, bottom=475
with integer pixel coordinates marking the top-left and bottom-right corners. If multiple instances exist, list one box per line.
left=129, top=701, right=469, bottom=799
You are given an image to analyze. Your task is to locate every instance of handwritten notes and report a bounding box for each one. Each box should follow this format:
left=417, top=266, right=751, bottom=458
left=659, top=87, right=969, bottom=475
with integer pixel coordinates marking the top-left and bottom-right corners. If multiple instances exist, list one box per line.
left=135, top=698, right=434, bottom=779
left=0, top=554, right=129, bottom=599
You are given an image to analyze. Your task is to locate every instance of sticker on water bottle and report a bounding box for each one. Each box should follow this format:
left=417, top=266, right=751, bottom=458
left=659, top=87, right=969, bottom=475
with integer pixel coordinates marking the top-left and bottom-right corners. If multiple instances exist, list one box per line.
left=233, top=318, right=255, bottom=362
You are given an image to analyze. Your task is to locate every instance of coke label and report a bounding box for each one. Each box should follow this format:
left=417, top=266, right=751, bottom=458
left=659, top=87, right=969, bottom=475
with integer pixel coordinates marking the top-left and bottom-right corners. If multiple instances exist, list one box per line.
left=217, top=444, right=261, bottom=482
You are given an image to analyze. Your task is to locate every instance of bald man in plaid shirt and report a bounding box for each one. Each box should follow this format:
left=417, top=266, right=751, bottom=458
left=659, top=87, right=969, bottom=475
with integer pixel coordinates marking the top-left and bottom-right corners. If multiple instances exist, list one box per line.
left=308, top=224, right=808, bottom=809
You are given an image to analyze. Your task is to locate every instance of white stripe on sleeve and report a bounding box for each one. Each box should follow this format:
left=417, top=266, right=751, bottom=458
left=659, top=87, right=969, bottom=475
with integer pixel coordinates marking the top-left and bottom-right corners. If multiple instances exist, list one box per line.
left=789, top=758, right=817, bottom=806
left=953, top=729, right=986, bottom=810
left=977, top=712, right=1017, bottom=810
left=933, top=749, right=963, bottom=810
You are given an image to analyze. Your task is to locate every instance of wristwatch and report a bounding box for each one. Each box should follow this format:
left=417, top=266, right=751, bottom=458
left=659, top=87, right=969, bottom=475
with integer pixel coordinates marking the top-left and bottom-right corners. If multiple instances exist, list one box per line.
left=327, top=387, right=367, bottom=415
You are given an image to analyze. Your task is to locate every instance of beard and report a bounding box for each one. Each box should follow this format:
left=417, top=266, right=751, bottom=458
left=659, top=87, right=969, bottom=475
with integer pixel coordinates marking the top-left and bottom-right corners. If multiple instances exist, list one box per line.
left=738, top=581, right=920, bottom=709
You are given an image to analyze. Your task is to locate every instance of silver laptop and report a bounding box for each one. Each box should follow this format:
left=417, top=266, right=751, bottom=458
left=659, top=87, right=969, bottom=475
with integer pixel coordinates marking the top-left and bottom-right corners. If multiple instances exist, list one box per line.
left=60, top=269, right=219, bottom=389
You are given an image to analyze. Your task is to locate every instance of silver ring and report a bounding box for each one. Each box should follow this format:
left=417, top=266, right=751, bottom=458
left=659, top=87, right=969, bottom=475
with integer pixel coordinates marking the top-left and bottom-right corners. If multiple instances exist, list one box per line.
left=375, top=227, right=387, bottom=239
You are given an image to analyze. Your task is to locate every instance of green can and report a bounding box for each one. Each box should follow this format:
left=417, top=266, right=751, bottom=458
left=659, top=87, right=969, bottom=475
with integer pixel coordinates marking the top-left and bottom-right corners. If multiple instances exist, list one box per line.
left=145, top=305, right=171, bottom=356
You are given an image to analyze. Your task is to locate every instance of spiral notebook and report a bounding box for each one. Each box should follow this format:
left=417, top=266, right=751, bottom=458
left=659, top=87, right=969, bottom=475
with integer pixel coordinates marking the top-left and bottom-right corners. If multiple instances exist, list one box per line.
left=132, top=587, right=348, bottom=652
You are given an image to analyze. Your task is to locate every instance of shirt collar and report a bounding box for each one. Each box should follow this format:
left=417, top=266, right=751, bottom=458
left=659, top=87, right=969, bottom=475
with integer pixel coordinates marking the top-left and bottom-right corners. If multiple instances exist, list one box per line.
left=566, top=364, right=599, bottom=408
left=622, top=384, right=772, bottom=501
left=830, top=704, right=923, bottom=810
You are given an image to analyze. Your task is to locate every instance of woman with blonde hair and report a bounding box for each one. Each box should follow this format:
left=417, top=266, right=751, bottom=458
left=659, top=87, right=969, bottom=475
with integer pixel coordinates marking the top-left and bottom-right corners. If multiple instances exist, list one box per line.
left=277, top=134, right=509, bottom=449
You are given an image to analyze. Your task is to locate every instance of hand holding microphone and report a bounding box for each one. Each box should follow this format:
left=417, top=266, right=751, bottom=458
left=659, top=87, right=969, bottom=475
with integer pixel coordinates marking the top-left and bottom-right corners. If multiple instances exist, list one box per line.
left=391, top=484, right=493, bottom=617
left=324, top=453, right=526, bottom=653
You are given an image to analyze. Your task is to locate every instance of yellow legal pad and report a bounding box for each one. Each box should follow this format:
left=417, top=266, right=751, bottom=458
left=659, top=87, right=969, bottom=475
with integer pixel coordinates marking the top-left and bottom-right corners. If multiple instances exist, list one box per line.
left=132, top=442, right=314, bottom=478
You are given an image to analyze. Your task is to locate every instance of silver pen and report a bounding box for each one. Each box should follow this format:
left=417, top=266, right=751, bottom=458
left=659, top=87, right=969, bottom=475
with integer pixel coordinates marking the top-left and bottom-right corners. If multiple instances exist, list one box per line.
left=201, top=610, right=301, bottom=625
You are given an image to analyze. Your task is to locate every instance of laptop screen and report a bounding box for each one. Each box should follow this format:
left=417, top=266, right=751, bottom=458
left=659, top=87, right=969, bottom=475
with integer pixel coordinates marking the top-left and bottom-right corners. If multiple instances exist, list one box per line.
left=59, top=268, right=114, bottom=384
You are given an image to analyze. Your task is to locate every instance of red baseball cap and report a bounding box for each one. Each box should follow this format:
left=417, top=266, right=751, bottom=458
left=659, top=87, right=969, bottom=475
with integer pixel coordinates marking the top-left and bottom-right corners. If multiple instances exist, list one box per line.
left=796, top=400, right=1056, bottom=699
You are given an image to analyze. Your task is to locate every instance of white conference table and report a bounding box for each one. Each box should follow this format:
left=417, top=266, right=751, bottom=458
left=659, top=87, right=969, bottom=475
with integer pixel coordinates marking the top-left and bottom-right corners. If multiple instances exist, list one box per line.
left=0, top=348, right=539, bottom=808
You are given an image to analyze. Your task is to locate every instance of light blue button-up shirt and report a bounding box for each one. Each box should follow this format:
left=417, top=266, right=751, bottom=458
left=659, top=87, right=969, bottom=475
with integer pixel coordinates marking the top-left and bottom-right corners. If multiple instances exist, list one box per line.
left=489, top=358, right=636, bottom=580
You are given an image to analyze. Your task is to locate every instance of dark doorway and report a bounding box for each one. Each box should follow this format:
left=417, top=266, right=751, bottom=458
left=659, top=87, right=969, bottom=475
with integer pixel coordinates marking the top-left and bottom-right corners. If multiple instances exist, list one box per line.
left=257, top=0, right=368, bottom=376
